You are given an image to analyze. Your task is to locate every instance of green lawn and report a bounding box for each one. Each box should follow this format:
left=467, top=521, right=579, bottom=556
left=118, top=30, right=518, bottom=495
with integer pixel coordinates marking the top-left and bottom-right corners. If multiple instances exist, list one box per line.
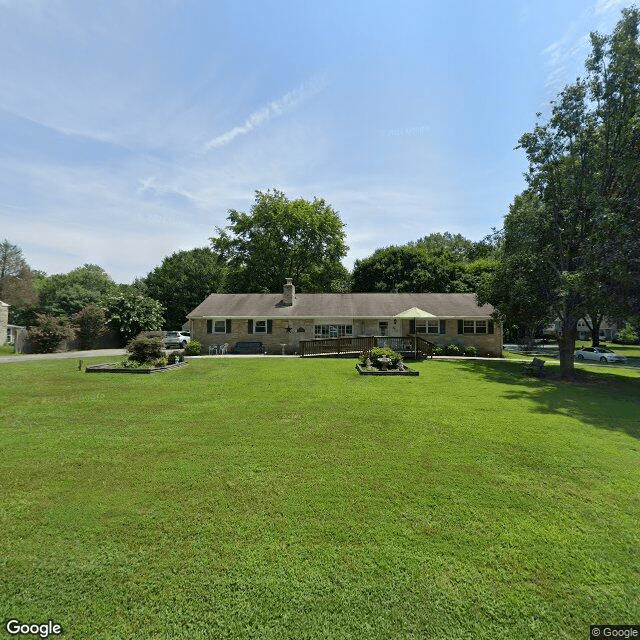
left=1, top=357, right=639, bottom=639
left=0, top=344, right=16, bottom=356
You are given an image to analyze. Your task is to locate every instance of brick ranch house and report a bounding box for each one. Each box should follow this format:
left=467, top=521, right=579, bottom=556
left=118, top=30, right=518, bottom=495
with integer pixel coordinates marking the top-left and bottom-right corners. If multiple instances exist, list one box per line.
left=187, top=279, right=502, bottom=356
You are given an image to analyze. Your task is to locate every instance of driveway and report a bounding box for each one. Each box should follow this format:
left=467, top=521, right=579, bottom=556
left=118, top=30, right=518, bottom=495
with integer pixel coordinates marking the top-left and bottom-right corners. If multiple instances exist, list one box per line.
left=0, top=349, right=127, bottom=364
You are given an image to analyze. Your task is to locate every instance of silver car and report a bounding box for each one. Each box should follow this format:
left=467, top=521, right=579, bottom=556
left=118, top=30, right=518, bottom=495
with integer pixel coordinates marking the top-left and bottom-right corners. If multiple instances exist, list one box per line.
left=575, top=346, right=627, bottom=364
left=164, top=331, right=191, bottom=349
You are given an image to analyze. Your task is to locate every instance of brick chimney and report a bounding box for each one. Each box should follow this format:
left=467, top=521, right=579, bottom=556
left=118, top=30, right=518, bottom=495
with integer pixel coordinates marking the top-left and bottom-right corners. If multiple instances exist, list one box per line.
left=283, top=278, right=295, bottom=306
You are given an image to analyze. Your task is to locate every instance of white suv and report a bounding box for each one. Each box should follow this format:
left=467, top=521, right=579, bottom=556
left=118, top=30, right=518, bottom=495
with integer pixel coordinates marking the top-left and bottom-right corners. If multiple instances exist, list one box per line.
left=164, top=331, right=191, bottom=349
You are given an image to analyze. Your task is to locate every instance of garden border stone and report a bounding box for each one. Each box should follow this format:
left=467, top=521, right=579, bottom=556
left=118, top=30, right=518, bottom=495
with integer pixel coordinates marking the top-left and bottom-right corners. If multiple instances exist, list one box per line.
left=356, top=364, right=419, bottom=376
left=85, top=361, right=187, bottom=374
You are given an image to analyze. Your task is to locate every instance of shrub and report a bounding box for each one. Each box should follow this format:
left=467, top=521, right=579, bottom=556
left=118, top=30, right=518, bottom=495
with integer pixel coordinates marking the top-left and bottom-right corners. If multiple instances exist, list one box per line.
left=614, top=323, right=639, bottom=345
left=73, top=303, right=108, bottom=350
left=464, top=345, right=477, bottom=357
left=27, top=314, right=75, bottom=353
left=360, top=346, right=402, bottom=366
left=433, top=345, right=445, bottom=356
left=185, top=340, right=202, bottom=356
left=119, top=358, right=144, bottom=369
left=126, top=335, right=165, bottom=364
left=444, top=343, right=461, bottom=356
left=167, top=351, right=184, bottom=365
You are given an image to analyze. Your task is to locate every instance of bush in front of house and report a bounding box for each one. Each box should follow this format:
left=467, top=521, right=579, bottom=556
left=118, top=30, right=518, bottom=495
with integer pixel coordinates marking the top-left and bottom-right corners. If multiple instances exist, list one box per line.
left=126, top=334, right=165, bottom=364
left=464, top=345, right=478, bottom=357
left=444, top=343, right=461, bottom=356
left=27, top=313, right=75, bottom=353
left=184, top=340, right=202, bottom=356
left=433, top=344, right=445, bottom=356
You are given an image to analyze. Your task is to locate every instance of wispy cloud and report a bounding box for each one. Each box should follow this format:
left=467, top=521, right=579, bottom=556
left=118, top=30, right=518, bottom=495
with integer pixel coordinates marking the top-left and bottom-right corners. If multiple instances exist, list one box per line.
left=595, top=0, right=626, bottom=16
left=542, top=0, right=628, bottom=93
left=203, top=76, right=325, bottom=151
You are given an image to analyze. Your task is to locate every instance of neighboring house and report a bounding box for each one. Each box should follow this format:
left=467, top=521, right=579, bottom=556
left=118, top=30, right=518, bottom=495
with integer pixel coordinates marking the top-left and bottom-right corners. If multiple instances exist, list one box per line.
left=187, top=279, right=502, bottom=356
left=544, top=317, right=621, bottom=341
left=7, top=324, right=25, bottom=345
left=0, top=301, right=8, bottom=346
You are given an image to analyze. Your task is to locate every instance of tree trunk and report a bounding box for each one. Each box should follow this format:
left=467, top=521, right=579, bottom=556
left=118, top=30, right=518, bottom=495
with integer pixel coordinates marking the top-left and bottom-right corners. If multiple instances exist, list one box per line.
left=591, top=317, right=602, bottom=347
left=584, top=314, right=603, bottom=347
left=558, top=316, right=578, bottom=380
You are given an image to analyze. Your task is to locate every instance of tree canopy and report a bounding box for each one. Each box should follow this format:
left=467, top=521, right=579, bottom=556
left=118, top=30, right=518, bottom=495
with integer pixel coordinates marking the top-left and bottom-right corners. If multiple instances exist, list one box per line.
left=103, top=289, right=165, bottom=345
left=36, top=264, right=116, bottom=318
left=352, top=233, right=499, bottom=293
left=479, top=7, right=640, bottom=378
left=211, top=189, right=349, bottom=293
left=0, top=239, right=38, bottom=316
left=143, top=247, right=225, bottom=329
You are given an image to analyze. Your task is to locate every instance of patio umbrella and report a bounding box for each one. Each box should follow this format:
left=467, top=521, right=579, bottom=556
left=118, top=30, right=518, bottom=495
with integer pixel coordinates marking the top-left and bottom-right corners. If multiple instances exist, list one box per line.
left=393, top=307, right=436, bottom=320
left=394, top=307, right=437, bottom=358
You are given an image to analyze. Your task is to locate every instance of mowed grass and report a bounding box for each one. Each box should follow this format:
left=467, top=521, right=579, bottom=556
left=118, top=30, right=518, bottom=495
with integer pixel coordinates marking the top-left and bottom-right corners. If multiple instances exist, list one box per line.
left=0, top=357, right=638, bottom=639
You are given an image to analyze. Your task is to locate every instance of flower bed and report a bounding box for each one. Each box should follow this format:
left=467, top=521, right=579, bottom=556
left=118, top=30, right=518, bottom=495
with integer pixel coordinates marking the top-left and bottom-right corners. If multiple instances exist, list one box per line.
left=85, top=361, right=187, bottom=374
left=355, top=363, right=419, bottom=376
left=357, top=346, right=419, bottom=376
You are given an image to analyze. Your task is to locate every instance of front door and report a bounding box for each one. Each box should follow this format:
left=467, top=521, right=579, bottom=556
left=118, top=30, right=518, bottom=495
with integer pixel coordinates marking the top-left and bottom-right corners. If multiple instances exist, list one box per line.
left=379, top=320, right=402, bottom=337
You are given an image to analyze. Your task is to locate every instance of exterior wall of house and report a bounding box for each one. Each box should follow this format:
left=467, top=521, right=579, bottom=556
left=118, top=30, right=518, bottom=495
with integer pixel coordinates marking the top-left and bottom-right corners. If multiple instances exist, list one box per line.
left=190, top=316, right=503, bottom=356
left=190, top=318, right=317, bottom=354
left=431, top=319, right=502, bottom=356
left=0, top=303, right=8, bottom=346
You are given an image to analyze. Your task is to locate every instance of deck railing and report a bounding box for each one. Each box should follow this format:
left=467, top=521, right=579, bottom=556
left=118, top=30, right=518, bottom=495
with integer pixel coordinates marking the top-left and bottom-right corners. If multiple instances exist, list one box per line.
left=298, top=335, right=434, bottom=358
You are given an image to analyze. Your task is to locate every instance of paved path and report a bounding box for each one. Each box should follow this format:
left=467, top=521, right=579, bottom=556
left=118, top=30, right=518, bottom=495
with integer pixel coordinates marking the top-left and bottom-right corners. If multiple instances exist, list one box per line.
left=1, top=350, right=524, bottom=364
left=0, top=349, right=127, bottom=364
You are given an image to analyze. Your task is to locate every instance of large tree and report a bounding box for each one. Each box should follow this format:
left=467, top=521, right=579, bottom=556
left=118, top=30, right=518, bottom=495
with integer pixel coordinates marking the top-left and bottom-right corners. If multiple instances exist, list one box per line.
left=352, top=244, right=470, bottom=293
left=480, top=8, right=640, bottom=378
left=103, top=288, right=165, bottom=345
left=143, top=247, right=225, bottom=329
left=0, top=240, right=38, bottom=314
left=211, top=189, right=348, bottom=293
left=410, top=232, right=476, bottom=260
left=37, top=264, right=116, bottom=318
left=352, top=233, right=499, bottom=294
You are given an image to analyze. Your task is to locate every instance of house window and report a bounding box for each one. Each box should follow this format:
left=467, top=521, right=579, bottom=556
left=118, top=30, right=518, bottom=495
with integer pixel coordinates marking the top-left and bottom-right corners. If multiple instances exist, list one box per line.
left=247, top=319, right=272, bottom=334
left=458, top=320, right=493, bottom=334
left=207, top=319, right=228, bottom=334
left=379, top=321, right=388, bottom=336
left=416, top=319, right=440, bottom=334
left=314, top=324, right=353, bottom=339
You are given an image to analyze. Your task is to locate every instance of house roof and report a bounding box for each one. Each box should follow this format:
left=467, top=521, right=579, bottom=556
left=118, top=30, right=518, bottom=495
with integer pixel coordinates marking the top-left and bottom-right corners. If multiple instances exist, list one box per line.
left=187, top=292, right=495, bottom=319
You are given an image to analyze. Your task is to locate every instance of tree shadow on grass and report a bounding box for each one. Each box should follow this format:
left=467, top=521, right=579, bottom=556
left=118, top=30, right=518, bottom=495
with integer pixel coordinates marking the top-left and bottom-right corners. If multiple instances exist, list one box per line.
left=452, top=359, right=640, bottom=440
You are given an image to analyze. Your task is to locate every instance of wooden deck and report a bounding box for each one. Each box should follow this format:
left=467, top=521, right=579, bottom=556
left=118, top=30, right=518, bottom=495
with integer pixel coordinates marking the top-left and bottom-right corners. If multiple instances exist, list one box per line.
left=298, top=335, right=434, bottom=358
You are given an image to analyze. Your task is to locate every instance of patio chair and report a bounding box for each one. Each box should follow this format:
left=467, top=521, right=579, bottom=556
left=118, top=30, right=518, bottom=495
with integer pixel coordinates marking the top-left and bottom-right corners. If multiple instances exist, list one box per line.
left=208, top=344, right=218, bottom=355
left=219, top=343, right=228, bottom=355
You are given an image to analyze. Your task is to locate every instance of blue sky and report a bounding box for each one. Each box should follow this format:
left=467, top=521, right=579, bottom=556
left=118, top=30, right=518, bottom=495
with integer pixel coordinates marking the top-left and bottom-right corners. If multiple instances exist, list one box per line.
left=0, top=0, right=632, bottom=283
